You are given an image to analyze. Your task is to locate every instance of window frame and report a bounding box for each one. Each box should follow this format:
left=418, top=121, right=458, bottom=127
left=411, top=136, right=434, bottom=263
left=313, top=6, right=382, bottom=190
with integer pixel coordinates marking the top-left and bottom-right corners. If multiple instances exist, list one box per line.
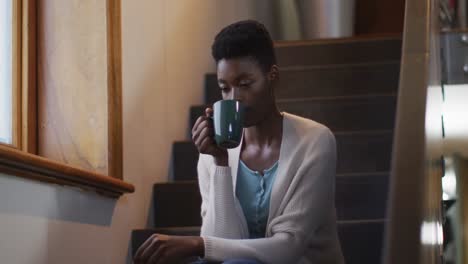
left=0, top=0, right=133, bottom=197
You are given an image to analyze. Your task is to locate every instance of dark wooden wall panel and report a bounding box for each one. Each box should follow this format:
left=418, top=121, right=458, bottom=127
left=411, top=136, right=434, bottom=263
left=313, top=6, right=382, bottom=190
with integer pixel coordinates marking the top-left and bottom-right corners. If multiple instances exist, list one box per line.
left=355, top=0, right=406, bottom=35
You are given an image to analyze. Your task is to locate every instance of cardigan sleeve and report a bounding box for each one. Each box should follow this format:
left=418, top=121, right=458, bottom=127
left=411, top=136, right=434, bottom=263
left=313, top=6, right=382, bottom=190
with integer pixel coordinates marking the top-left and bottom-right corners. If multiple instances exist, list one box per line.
left=201, top=129, right=337, bottom=264
left=197, top=155, right=248, bottom=239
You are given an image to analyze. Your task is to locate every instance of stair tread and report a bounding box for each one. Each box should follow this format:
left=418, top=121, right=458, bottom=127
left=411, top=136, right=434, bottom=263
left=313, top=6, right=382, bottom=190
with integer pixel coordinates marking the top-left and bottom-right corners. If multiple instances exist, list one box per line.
left=274, top=34, right=401, bottom=47
left=160, top=170, right=391, bottom=185
left=274, top=35, right=401, bottom=67
left=133, top=218, right=386, bottom=234
left=153, top=172, right=389, bottom=228
left=204, top=62, right=400, bottom=103
left=152, top=182, right=202, bottom=228
left=133, top=226, right=201, bottom=233
left=279, top=59, right=398, bottom=71
left=173, top=131, right=393, bottom=182
left=132, top=219, right=386, bottom=264
left=190, top=95, right=397, bottom=134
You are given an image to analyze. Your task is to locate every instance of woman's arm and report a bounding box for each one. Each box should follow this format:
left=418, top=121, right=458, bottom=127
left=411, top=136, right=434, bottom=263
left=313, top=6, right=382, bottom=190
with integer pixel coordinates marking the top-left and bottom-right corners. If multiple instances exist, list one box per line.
left=197, top=155, right=248, bottom=239
left=193, top=107, right=248, bottom=239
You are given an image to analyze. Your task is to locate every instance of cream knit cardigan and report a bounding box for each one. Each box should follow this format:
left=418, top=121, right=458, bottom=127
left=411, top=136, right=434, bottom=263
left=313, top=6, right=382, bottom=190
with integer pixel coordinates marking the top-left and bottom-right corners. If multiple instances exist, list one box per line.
left=197, top=113, right=344, bottom=264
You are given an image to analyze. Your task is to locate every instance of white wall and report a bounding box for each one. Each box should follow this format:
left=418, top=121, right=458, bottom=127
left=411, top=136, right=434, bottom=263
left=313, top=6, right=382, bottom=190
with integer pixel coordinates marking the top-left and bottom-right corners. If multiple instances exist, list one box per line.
left=0, top=1, right=275, bottom=263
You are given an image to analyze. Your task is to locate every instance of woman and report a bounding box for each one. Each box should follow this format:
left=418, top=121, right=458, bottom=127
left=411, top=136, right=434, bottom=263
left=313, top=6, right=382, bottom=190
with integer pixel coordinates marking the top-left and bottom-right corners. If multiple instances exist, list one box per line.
left=135, top=20, right=344, bottom=264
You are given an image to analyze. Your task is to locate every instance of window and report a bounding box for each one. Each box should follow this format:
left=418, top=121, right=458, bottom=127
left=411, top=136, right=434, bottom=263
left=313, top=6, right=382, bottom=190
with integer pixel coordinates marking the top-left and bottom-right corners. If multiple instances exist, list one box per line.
left=0, top=0, right=13, bottom=145
left=0, top=0, right=133, bottom=197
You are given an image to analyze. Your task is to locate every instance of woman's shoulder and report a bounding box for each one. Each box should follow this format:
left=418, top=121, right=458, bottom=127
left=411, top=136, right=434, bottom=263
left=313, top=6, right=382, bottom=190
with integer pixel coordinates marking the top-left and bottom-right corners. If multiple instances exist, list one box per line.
left=283, top=112, right=335, bottom=144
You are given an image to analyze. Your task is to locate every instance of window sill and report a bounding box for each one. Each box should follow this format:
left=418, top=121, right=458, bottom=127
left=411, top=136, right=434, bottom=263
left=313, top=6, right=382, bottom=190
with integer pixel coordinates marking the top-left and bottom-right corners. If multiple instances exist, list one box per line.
left=0, top=144, right=134, bottom=198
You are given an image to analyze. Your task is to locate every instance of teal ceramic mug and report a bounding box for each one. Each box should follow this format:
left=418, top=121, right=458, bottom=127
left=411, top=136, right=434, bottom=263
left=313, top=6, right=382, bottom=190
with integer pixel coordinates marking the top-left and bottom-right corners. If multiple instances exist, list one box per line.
left=212, top=99, right=245, bottom=149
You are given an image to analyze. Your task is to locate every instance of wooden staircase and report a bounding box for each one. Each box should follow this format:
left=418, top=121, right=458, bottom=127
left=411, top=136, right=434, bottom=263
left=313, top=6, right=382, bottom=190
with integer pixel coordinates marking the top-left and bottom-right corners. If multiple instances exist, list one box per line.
left=132, top=35, right=402, bottom=264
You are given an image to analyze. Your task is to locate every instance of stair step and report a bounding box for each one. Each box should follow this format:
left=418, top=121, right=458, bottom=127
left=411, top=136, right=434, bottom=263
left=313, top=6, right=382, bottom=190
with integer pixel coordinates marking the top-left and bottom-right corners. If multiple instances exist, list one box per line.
left=338, top=219, right=386, bottom=264
left=336, top=172, right=389, bottom=220
left=131, top=219, right=386, bottom=264
left=204, top=62, right=400, bottom=103
left=274, top=36, right=402, bottom=67
left=172, top=142, right=200, bottom=182
left=336, top=131, right=393, bottom=174
left=153, top=173, right=388, bottom=228
left=152, top=182, right=202, bottom=228
left=172, top=131, right=393, bottom=182
left=190, top=95, right=397, bottom=134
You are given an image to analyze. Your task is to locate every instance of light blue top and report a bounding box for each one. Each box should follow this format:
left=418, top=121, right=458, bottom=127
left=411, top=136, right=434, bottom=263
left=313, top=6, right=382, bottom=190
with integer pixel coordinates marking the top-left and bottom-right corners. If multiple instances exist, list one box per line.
left=236, top=159, right=279, bottom=239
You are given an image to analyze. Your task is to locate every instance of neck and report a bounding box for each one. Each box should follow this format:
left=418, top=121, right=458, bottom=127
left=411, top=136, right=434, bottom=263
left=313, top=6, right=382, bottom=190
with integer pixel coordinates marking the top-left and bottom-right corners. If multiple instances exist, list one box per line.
left=244, top=106, right=283, bottom=147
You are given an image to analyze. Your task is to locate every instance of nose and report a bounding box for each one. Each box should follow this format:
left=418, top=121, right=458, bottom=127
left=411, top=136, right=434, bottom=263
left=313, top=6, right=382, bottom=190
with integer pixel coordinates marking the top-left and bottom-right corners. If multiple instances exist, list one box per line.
left=232, top=87, right=244, bottom=102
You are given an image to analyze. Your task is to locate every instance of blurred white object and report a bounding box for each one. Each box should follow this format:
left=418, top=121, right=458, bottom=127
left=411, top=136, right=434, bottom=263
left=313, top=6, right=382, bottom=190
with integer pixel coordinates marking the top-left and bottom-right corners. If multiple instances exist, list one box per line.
left=296, top=0, right=355, bottom=39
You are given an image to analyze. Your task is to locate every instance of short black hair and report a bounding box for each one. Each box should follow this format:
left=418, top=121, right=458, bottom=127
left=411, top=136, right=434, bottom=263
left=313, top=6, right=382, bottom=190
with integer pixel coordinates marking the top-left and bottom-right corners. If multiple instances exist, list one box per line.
left=211, top=20, right=277, bottom=73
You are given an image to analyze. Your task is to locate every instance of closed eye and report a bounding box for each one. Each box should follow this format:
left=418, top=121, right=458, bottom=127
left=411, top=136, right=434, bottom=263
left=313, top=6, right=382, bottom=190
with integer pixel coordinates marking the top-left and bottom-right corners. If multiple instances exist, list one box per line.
left=239, top=80, right=254, bottom=88
left=220, top=86, right=230, bottom=92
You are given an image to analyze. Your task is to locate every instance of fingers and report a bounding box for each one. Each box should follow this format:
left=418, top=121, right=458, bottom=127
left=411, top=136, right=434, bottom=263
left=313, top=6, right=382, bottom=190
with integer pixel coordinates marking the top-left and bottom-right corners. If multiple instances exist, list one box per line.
left=192, top=108, right=213, bottom=134
left=134, top=234, right=160, bottom=264
left=205, top=107, right=213, bottom=117
left=140, top=239, right=160, bottom=263
left=192, top=116, right=205, bottom=136
left=199, top=136, right=214, bottom=153
left=134, top=234, right=154, bottom=261
left=192, top=107, right=220, bottom=156
left=194, top=126, right=214, bottom=147
left=192, top=118, right=213, bottom=143
left=147, top=245, right=165, bottom=264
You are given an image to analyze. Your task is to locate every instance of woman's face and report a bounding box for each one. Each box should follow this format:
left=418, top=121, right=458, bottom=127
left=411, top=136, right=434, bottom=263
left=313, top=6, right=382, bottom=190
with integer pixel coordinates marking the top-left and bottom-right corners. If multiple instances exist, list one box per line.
left=217, top=57, right=277, bottom=127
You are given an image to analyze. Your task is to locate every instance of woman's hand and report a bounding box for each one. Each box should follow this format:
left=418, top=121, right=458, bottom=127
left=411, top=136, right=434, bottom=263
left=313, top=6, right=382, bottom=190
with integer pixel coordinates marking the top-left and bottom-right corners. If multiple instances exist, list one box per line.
left=133, top=234, right=204, bottom=264
left=192, top=108, right=228, bottom=166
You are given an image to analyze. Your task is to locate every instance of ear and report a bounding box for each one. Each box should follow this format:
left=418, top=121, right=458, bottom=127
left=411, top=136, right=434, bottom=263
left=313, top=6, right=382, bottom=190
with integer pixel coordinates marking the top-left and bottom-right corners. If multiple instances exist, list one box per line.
left=267, top=65, right=279, bottom=82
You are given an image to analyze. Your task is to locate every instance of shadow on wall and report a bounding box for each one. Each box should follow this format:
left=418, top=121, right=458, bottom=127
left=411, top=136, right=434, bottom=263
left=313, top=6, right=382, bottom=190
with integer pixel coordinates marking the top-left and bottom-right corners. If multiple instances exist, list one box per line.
left=0, top=173, right=116, bottom=226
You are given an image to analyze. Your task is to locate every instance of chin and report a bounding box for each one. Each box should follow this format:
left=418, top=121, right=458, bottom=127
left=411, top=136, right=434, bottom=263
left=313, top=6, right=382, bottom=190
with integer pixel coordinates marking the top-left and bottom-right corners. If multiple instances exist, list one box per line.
left=242, top=109, right=256, bottom=127
left=242, top=117, right=255, bottom=128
